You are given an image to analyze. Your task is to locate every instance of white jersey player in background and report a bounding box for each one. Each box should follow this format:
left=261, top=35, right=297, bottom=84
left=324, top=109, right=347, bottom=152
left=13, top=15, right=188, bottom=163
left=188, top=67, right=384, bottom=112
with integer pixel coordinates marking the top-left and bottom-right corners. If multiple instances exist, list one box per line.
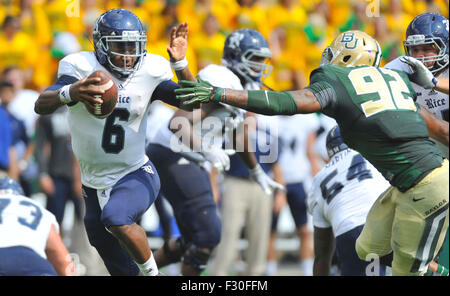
left=145, top=28, right=283, bottom=276
left=34, top=9, right=195, bottom=276
left=385, top=13, right=449, bottom=157
left=307, top=126, right=390, bottom=276
left=0, top=177, right=74, bottom=276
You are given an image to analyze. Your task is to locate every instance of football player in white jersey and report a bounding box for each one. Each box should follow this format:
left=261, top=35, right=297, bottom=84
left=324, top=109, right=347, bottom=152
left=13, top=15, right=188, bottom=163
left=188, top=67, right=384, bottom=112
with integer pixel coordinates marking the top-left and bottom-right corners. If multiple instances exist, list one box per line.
left=145, top=29, right=283, bottom=276
left=307, top=126, right=391, bottom=276
left=0, top=177, right=74, bottom=275
left=384, top=13, right=449, bottom=157
left=34, top=9, right=195, bottom=276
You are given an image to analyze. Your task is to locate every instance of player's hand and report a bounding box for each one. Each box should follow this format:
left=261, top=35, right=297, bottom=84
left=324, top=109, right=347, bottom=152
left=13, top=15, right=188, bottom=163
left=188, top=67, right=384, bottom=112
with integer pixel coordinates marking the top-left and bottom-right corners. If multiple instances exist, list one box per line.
left=201, top=146, right=231, bottom=172
left=69, top=76, right=104, bottom=105
left=249, top=164, right=285, bottom=196
left=400, top=56, right=438, bottom=89
left=39, top=173, right=55, bottom=196
left=167, top=22, right=189, bottom=61
left=175, top=78, right=223, bottom=105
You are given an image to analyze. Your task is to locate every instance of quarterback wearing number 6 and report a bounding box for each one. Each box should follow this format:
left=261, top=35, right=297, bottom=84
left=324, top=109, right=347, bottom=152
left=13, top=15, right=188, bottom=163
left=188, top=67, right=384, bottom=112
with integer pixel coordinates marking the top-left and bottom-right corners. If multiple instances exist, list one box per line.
left=175, top=30, right=449, bottom=276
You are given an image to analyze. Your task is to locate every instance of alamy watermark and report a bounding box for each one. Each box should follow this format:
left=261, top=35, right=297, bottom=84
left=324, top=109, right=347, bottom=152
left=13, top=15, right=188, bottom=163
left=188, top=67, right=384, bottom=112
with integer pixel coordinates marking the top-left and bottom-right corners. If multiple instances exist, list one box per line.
left=168, top=109, right=279, bottom=164
left=366, top=0, right=380, bottom=18
left=66, top=0, right=80, bottom=18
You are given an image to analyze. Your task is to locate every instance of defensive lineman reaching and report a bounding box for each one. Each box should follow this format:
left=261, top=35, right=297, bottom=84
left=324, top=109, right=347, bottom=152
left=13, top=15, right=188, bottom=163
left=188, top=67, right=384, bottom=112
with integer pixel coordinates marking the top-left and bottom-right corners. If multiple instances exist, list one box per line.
left=35, top=9, right=195, bottom=276
left=175, top=30, right=449, bottom=275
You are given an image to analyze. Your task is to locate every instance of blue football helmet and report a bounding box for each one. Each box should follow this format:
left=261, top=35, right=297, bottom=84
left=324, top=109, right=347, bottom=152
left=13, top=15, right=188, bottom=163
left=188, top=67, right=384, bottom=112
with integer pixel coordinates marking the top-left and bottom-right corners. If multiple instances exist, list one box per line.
left=222, top=29, right=273, bottom=85
left=0, top=177, right=24, bottom=196
left=326, top=126, right=348, bottom=158
left=93, top=9, right=147, bottom=78
left=403, top=13, right=449, bottom=74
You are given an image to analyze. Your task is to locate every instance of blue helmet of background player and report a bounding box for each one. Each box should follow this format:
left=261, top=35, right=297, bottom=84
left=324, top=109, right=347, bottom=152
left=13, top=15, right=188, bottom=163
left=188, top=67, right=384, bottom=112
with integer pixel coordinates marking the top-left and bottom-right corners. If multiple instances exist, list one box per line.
left=93, top=9, right=147, bottom=78
left=403, top=13, right=449, bottom=74
left=221, top=28, right=273, bottom=85
left=0, top=177, right=24, bottom=196
left=326, top=126, right=349, bottom=158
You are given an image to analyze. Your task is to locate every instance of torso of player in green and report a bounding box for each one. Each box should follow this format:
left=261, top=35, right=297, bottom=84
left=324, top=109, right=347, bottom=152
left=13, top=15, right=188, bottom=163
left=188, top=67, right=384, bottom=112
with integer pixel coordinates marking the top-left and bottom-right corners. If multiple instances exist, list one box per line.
left=310, top=65, right=445, bottom=192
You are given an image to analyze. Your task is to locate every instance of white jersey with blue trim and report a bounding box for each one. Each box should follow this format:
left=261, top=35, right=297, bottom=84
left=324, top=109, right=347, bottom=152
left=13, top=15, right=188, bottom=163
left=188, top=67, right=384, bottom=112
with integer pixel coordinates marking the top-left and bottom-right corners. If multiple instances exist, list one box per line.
left=307, top=149, right=390, bottom=237
left=0, top=194, right=59, bottom=259
left=278, top=114, right=320, bottom=184
left=384, top=57, right=449, bottom=157
left=57, top=51, right=173, bottom=189
left=384, top=57, right=448, bottom=121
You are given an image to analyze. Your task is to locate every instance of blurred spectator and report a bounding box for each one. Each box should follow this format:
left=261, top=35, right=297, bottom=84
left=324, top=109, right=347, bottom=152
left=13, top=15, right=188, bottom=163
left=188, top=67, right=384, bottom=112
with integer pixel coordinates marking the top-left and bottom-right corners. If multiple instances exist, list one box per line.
left=0, top=96, right=18, bottom=179
left=302, top=1, right=334, bottom=78
left=385, top=0, right=414, bottom=41
left=0, top=81, right=30, bottom=193
left=0, top=15, right=37, bottom=87
left=2, top=66, right=39, bottom=140
left=233, top=0, right=269, bottom=37
left=191, top=13, right=226, bottom=70
left=373, top=15, right=401, bottom=66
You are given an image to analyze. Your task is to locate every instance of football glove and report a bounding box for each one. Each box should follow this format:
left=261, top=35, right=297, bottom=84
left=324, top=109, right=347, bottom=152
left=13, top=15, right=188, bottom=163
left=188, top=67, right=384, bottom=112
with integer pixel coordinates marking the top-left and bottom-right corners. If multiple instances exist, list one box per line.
left=400, top=56, right=438, bottom=89
left=201, top=146, right=230, bottom=172
left=175, top=77, right=224, bottom=105
left=249, top=164, right=285, bottom=196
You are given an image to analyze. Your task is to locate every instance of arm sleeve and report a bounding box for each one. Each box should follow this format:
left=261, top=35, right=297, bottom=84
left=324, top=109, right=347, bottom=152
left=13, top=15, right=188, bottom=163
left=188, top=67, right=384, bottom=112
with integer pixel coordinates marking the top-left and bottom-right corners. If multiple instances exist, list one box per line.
left=151, top=80, right=180, bottom=108
left=44, top=75, right=79, bottom=107
left=305, top=67, right=339, bottom=117
left=44, top=75, right=78, bottom=91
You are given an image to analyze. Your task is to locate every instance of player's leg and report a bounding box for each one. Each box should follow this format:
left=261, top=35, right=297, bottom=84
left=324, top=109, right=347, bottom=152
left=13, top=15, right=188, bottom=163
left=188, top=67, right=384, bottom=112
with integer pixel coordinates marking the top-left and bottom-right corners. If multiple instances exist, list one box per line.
left=210, top=177, right=249, bottom=276
left=147, top=144, right=221, bottom=275
left=265, top=211, right=279, bottom=276
left=355, top=186, right=396, bottom=263
left=46, top=176, right=70, bottom=233
left=246, top=181, right=273, bottom=276
left=103, top=161, right=161, bottom=275
left=390, top=160, right=449, bottom=276
left=83, top=161, right=160, bottom=275
left=83, top=185, right=140, bottom=275
left=336, top=225, right=386, bottom=276
left=287, top=182, right=314, bottom=275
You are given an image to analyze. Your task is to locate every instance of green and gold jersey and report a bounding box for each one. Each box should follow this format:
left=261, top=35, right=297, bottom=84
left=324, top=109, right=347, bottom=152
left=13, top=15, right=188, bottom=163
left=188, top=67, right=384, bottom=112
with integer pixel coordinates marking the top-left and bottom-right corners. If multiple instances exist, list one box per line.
left=307, top=65, right=445, bottom=192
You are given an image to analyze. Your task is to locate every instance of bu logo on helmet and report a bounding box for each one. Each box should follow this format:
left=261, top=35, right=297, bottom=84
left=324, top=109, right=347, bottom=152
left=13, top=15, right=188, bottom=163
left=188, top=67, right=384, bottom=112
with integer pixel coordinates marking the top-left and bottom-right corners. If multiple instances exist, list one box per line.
left=340, top=32, right=358, bottom=49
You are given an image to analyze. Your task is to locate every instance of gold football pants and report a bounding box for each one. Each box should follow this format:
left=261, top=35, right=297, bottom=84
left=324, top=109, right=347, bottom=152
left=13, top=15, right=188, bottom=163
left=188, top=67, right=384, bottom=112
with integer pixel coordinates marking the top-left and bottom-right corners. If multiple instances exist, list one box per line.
left=356, top=159, right=449, bottom=276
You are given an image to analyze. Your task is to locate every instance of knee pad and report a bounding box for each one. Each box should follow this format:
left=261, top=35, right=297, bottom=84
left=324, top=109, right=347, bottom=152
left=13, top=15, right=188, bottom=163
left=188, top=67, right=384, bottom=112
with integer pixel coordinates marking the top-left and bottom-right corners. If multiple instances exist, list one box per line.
left=182, top=244, right=213, bottom=272
left=163, top=237, right=188, bottom=264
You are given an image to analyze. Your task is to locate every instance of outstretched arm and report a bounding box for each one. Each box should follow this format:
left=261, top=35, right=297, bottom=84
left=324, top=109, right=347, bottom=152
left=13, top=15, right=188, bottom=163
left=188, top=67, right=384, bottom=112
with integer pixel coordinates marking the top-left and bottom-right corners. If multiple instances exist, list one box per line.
left=45, top=224, right=75, bottom=276
left=175, top=78, right=322, bottom=115
left=419, top=106, right=449, bottom=147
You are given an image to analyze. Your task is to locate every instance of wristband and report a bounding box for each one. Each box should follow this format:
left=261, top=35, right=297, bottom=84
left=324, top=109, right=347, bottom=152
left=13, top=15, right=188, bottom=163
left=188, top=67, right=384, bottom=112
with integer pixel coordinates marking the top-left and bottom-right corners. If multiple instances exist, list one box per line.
left=170, top=57, right=188, bottom=71
left=432, top=77, right=438, bottom=88
left=59, top=84, right=73, bottom=104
